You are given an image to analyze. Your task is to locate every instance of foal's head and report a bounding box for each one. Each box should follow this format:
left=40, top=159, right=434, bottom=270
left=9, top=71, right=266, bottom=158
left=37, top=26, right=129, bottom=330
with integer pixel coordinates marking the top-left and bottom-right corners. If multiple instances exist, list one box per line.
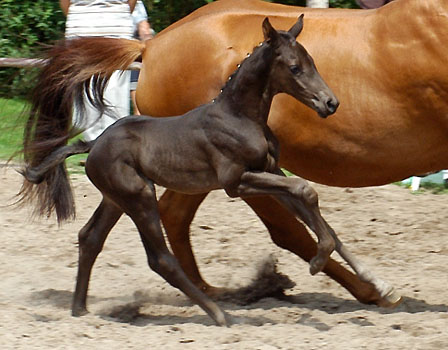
left=264, top=16, right=339, bottom=118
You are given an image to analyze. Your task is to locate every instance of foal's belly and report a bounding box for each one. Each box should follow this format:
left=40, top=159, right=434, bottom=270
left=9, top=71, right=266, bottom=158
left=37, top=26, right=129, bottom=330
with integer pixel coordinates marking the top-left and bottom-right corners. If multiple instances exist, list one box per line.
left=146, top=165, right=221, bottom=195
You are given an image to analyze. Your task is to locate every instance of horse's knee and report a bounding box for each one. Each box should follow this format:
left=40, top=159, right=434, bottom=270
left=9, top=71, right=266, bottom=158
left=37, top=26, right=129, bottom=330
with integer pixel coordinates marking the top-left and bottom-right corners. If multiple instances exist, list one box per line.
left=304, top=186, right=319, bottom=206
left=296, top=182, right=319, bottom=207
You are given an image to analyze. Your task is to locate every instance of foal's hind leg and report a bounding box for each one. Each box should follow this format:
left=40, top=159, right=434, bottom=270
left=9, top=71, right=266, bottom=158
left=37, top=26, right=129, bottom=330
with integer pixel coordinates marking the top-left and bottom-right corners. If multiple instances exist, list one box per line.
left=72, top=198, right=123, bottom=316
left=107, top=172, right=228, bottom=326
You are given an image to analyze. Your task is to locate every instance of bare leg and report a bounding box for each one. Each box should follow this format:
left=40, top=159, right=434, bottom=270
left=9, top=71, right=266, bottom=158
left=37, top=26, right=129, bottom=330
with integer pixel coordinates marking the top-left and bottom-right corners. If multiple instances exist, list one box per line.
left=72, top=198, right=123, bottom=316
left=130, top=90, right=141, bottom=115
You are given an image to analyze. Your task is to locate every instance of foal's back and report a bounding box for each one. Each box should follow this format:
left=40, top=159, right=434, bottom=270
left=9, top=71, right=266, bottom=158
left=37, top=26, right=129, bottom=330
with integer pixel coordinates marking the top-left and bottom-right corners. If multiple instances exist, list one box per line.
left=86, top=101, right=268, bottom=195
left=86, top=111, right=218, bottom=194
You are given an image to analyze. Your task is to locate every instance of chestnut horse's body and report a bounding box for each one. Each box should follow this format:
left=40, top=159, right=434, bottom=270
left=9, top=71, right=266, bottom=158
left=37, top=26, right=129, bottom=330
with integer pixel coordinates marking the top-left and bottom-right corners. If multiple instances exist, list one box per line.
left=138, top=0, right=448, bottom=186
left=22, top=0, right=447, bottom=309
left=133, top=0, right=448, bottom=305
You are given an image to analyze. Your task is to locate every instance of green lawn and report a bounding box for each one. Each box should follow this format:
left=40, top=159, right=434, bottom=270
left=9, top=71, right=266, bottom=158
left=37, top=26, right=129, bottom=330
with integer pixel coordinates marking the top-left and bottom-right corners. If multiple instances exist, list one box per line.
left=0, top=98, right=27, bottom=161
left=0, top=97, right=85, bottom=172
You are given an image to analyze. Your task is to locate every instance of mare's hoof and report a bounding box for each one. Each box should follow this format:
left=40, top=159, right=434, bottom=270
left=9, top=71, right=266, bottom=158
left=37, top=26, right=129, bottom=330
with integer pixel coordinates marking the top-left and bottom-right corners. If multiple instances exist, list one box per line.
left=377, top=288, right=403, bottom=308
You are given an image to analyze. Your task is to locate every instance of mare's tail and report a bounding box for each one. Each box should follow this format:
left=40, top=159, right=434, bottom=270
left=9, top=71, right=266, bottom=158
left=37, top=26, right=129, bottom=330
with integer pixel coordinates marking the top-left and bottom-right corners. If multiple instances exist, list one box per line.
left=20, top=37, right=146, bottom=223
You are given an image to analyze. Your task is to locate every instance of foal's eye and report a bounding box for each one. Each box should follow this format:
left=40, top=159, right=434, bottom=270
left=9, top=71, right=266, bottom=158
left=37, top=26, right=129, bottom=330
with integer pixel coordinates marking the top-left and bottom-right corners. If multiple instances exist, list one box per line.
left=289, top=65, right=302, bottom=75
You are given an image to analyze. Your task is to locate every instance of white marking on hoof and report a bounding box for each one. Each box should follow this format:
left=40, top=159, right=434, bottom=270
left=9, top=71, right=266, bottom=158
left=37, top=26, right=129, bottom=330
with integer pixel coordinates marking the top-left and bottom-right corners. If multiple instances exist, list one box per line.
left=378, top=288, right=403, bottom=308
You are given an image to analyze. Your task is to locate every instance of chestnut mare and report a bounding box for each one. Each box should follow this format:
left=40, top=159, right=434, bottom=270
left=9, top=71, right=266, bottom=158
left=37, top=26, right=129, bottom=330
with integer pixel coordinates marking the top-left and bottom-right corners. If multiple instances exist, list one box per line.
left=137, top=0, right=448, bottom=307
left=22, top=17, right=371, bottom=325
left=23, top=0, right=447, bottom=309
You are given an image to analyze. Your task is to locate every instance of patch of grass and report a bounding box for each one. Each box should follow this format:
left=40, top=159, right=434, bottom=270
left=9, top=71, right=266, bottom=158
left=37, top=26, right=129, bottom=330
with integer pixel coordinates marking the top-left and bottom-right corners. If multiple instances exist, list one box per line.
left=0, top=97, right=86, bottom=172
left=281, top=169, right=295, bottom=177
left=0, top=97, right=28, bottom=161
left=394, top=181, right=448, bottom=195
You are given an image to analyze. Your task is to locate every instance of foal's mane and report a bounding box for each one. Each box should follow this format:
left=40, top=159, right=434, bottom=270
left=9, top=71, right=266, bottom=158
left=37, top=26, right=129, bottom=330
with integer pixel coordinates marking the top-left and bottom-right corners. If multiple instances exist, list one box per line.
left=214, top=40, right=269, bottom=102
left=214, top=30, right=294, bottom=103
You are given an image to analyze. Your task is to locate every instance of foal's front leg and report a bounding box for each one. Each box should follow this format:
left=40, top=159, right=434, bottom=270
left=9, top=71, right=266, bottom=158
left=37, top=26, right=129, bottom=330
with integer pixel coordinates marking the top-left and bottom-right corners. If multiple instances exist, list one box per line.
left=227, top=171, right=402, bottom=305
left=226, top=171, right=335, bottom=275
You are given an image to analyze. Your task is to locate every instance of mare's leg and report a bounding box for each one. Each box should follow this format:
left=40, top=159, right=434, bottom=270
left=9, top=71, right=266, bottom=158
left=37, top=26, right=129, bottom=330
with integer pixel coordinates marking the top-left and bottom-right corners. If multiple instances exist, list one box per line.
left=245, top=196, right=401, bottom=307
left=108, top=171, right=228, bottom=326
left=158, top=190, right=218, bottom=294
left=72, top=198, right=123, bottom=316
left=320, top=219, right=401, bottom=305
left=158, top=188, right=401, bottom=307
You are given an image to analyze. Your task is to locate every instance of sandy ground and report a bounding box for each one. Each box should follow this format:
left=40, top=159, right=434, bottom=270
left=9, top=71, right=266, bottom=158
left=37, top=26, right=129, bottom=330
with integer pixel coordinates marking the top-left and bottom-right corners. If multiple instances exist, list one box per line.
left=1, top=166, right=447, bottom=349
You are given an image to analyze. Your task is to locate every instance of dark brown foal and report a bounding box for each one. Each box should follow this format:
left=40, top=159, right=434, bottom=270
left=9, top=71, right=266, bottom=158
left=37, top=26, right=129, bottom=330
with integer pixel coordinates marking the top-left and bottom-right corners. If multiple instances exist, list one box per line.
left=21, top=17, right=398, bottom=325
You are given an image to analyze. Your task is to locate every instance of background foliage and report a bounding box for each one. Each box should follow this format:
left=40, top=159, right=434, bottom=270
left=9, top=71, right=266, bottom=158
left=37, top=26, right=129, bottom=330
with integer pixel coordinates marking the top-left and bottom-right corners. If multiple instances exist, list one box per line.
left=0, top=0, right=65, bottom=97
left=0, top=0, right=359, bottom=98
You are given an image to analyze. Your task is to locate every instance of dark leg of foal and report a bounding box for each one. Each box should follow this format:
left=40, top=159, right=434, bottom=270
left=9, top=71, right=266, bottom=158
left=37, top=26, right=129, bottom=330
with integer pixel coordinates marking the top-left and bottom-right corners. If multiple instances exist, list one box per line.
left=235, top=172, right=401, bottom=306
left=108, top=175, right=228, bottom=326
left=229, top=171, right=335, bottom=275
left=158, top=190, right=400, bottom=307
left=72, top=199, right=123, bottom=316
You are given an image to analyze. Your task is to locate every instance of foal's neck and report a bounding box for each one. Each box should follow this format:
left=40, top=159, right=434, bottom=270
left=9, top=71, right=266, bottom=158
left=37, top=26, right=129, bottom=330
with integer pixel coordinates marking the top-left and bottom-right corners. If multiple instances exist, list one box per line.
left=216, top=43, right=276, bottom=124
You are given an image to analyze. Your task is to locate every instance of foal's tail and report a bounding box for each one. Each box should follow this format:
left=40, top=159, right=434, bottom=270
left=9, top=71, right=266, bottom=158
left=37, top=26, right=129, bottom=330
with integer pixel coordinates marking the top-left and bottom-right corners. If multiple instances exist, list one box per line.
left=19, top=140, right=95, bottom=223
left=20, top=37, right=146, bottom=223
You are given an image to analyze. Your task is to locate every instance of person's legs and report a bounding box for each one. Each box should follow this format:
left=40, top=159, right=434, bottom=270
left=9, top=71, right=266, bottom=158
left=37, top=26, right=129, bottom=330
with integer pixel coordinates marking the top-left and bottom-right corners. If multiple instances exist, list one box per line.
left=130, top=70, right=140, bottom=115
left=75, top=71, right=131, bottom=142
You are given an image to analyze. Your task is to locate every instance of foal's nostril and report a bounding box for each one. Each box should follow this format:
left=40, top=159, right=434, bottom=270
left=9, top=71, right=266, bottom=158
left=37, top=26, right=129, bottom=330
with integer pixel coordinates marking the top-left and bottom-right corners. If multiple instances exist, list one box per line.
left=326, top=98, right=339, bottom=114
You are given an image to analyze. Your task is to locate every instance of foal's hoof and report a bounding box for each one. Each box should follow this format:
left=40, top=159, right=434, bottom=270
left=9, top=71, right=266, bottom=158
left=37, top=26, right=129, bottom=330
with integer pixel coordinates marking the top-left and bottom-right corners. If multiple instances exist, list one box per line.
left=309, top=256, right=326, bottom=275
left=214, top=311, right=232, bottom=327
left=377, top=288, right=403, bottom=308
left=72, top=307, right=89, bottom=317
left=201, top=285, right=230, bottom=299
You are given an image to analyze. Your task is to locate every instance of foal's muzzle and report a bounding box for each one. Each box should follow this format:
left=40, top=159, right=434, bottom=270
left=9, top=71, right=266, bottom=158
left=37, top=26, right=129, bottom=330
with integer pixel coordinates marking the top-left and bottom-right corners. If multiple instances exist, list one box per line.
left=314, top=93, right=339, bottom=118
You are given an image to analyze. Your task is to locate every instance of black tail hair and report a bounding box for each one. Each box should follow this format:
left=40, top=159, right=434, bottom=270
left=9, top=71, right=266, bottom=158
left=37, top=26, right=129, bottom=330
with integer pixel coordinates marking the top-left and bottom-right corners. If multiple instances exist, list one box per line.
left=18, top=140, right=95, bottom=223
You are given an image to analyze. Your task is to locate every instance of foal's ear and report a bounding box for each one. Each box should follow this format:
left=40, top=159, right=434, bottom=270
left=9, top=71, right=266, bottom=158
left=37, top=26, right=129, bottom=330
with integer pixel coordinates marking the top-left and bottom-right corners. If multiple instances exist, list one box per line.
left=288, top=14, right=304, bottom=38
left=262, top=17, right=279, bottom=46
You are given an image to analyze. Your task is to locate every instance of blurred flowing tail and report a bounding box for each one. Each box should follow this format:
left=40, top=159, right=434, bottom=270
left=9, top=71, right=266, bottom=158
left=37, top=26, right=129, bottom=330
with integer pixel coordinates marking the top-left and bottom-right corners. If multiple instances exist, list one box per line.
left=18, top=140, right=95, bottom=222
left=20, top=37, right=146, bottom=222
